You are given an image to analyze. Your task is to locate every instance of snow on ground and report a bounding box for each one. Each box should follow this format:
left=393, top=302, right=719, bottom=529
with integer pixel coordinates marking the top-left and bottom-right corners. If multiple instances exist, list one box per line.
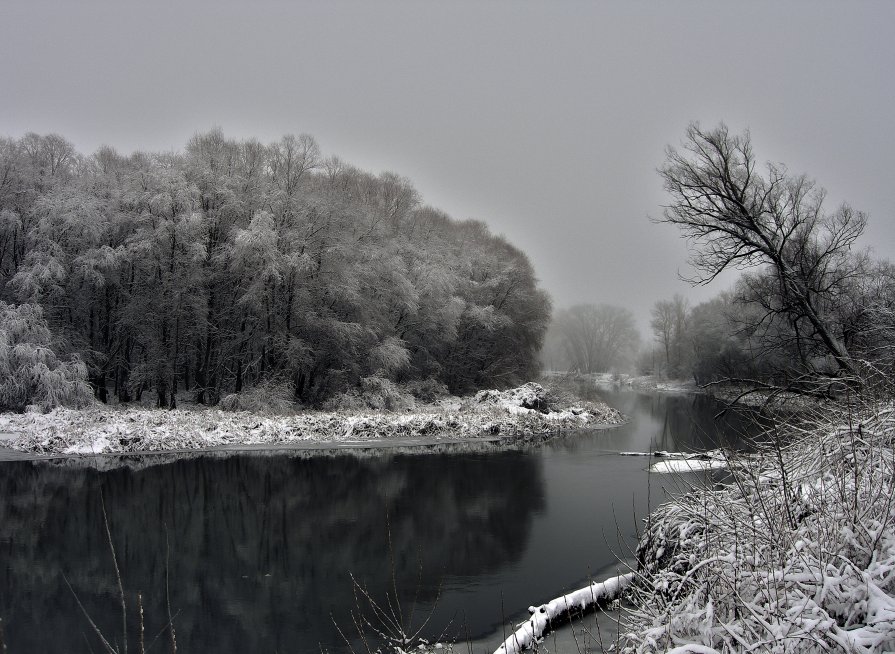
left=1, top=383, right=624, bottom=457
left=625, top=402, right=895, bottom=652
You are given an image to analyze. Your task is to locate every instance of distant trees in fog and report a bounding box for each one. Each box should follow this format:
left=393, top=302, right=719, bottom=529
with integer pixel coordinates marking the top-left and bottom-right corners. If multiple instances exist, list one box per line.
left=645, top=292, right=752, bottom=383
left=650, top=294, right=689, bottom=378
left=0, top=130, right=551, bottom=408
left=647, top=259, right=895, bottom=388
left=543, top=304, right=639, bottom=373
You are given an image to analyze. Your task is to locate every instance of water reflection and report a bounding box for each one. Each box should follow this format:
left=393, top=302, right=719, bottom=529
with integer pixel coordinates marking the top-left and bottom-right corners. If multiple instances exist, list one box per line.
left=0, top=451, right=544, bottom=653
left=596, top=389, right=759, bottom=453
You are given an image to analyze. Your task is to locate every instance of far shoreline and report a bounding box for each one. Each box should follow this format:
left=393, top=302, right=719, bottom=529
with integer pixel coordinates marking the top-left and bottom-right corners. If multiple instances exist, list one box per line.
left=0, top=382, right=627, bottom=465
left=0, top=420, right=626, bottom=464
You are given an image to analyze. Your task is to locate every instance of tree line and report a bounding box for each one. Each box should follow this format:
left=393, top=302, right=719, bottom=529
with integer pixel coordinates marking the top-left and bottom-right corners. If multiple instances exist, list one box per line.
left=0, top=130, right=551, bottom=409
left=545, top=124, right=894, bottom=394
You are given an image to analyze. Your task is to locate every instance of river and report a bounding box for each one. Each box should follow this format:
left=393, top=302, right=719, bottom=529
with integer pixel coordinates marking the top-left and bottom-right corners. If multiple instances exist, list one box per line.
left=0, top=388, right=760, bottom=653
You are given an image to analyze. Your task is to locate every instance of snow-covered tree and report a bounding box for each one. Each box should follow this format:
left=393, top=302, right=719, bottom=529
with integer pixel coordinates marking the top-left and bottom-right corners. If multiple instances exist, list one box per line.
left=0, top=302, right=93, bottom=411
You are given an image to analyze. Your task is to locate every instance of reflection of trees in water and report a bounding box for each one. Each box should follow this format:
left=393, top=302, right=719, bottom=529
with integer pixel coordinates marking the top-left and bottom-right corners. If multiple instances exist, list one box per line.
left=589, top=388, right=763, bottom=453
left=639, top=393, right=762, bottom=451
left=0, top=451, right=544, bottom=653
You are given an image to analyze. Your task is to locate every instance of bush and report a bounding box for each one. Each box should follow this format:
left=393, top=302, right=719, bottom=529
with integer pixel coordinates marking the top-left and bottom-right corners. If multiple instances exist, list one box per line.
left=402, top=378, right=450, bottom=403
left=321, top=377, right=417, bottom=412
left=0, top=302, right=94, bottom=412
left=218, top=378, right=297, bottom=414
left=320, top=390, right=367, bottom=412
left=359, top=376, right=416, bottom=411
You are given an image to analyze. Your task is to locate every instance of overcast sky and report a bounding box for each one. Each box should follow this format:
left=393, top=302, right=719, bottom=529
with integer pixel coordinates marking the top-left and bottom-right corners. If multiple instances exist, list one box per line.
left=2, top=1, right=893, bottom=333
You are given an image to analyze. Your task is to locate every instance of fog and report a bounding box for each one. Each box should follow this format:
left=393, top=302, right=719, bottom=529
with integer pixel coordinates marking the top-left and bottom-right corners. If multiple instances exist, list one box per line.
left=2, top=0, right=893, bottom=328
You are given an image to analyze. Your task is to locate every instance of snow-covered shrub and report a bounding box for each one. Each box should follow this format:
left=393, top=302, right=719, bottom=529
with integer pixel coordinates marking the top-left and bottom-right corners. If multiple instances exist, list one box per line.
left=322, top=377, right=417, bottom=412
left=402, top=378, right=450, bottom=403
left=538, top=380, right=580, bottom=412
left=218, top=378, right=296, bottom=414
left=625, top=399, right=895, bottom=653
left=359, top=376, right=416, bottom=411
left=320, top=389, right=367, bottom=412
left=473, top=382, right=552, bottom=413
left=0, top=302, right=93, bottom=412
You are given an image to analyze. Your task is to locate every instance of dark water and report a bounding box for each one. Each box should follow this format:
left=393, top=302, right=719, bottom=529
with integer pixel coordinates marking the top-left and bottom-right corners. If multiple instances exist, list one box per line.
left=0, top=390, right=759, bottom=653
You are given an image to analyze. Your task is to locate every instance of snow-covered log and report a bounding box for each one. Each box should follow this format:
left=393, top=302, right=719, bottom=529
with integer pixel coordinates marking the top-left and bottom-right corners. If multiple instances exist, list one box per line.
left=494, top=572, right=633, bottom=654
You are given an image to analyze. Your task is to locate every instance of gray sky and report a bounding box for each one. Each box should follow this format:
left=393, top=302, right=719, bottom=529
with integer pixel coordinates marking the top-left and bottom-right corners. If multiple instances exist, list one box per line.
left=3, top=0, right=894, bottom=333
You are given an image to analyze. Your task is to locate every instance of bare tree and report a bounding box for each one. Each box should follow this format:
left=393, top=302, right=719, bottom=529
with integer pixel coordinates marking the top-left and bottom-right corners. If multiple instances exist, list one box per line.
left=658, top=123, right=866, bottom=378
left=650, top=294, right=689, bottom=378
left=554, top=304, right=640, bottom=373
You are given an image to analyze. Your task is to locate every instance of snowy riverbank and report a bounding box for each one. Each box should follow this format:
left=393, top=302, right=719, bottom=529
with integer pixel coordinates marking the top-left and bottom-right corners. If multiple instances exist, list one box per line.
left=625, top=401, right=895, bottom=652
left=0, top=383, right=624, bottom=457
left=482, top=398, right=895, bottom=653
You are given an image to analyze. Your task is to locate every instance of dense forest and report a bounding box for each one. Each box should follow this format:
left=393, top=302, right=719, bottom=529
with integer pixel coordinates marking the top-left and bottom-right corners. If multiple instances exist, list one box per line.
left=0, top=130, right=551, bottom=409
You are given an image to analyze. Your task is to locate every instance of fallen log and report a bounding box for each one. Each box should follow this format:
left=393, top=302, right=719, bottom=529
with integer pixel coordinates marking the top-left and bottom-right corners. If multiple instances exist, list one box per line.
left=494, top=571, right=634, bottom=654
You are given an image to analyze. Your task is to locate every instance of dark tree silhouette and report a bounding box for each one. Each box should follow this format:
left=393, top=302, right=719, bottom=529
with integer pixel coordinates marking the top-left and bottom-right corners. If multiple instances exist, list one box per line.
left=659, top=123, right=866, bottom=379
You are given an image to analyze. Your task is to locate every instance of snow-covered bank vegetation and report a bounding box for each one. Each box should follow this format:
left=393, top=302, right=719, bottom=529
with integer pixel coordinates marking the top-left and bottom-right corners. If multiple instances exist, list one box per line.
left=1, top=383, right=623, bottom=456
left=625, top=399, right=895, bottom=652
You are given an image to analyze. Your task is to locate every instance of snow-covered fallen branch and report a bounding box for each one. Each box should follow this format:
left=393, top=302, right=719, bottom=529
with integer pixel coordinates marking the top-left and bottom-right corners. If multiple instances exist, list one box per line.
left=648, top=458, right=729, bottom=474
left=619, top=450, right=719, bottom=458
left=494, top=572, right=634, bottom=654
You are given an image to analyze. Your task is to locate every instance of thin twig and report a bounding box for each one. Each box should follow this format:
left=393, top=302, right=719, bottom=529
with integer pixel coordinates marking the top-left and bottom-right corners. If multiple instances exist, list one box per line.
left=101, top=492, right=128, bottom=654
left=63, top=573, right=118, bottom=654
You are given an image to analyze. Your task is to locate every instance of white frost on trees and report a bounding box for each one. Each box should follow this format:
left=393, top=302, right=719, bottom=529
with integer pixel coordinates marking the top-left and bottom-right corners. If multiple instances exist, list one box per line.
left=0, top=302, right=93, bottom=412
left=0, top=130, right=553, bottom=407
